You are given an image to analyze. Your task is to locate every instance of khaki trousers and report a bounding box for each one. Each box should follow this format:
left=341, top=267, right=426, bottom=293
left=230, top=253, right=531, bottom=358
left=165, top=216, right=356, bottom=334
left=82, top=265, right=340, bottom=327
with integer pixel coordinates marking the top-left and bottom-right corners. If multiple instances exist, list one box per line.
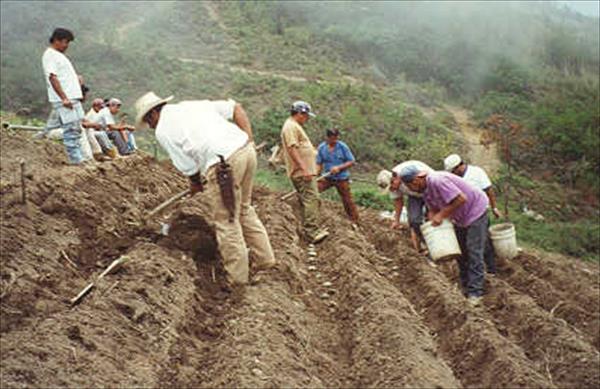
left=291, top=176, right=320, bottom=240
left=205, top=143, right=275, bottom=285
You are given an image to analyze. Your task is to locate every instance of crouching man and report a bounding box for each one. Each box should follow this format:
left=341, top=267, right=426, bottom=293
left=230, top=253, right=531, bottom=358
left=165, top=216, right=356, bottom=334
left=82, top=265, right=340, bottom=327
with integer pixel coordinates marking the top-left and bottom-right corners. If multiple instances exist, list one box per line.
left=377, top=160, right=434, bottom=254
left=135, top=92, right=276, bottom=287
left=398, top=166, right=489, bottom=307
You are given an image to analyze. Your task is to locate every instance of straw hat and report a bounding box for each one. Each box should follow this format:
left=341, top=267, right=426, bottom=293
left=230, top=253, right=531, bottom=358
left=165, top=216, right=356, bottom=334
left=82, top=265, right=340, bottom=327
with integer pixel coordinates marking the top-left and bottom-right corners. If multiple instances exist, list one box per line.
left=134, top=92, right=173, bottom=128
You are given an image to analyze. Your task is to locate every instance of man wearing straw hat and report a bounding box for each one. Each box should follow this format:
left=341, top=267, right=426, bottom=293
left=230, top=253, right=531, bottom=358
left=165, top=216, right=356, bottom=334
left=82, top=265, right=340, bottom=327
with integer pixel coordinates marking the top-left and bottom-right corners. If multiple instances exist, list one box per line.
left=398, top=165, right=489, bottom=307
left=134, top=92, right=276, bottom=287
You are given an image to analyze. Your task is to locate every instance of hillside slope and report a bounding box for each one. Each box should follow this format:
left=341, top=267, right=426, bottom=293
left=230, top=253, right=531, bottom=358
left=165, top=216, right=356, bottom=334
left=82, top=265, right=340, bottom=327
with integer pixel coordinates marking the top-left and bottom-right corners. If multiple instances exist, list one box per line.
left=1, top=125, right=599, bottom=387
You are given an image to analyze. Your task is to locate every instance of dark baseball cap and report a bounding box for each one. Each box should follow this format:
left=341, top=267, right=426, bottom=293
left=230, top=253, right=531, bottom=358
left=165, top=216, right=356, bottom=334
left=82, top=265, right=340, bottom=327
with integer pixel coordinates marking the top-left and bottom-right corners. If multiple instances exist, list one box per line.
left=326, top=128, right=340, bottom=137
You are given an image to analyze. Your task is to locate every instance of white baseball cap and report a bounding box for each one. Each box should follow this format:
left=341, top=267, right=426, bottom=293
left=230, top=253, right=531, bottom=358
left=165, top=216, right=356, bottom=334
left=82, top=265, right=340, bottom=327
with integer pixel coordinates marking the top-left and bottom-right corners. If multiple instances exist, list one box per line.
left=444, top=154, right=462, bottom=171
left=376, top=169, right=393, bottom=194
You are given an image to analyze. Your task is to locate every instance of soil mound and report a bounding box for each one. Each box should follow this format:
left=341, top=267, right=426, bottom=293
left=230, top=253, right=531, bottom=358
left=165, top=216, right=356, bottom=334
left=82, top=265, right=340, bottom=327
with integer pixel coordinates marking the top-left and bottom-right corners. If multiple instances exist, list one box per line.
left=1, top=128, right=598, bottom=388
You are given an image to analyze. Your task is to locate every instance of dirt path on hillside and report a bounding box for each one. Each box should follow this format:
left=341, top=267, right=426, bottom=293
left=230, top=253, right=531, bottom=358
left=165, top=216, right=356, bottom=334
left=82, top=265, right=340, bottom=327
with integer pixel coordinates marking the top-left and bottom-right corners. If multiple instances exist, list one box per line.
left=445, top=105, right=502, bottom=177
left=1, top=128, right=598, bottom=388
left=178, top=57, right=364, bottom=86
left=203, top=1, right=229, bottom=33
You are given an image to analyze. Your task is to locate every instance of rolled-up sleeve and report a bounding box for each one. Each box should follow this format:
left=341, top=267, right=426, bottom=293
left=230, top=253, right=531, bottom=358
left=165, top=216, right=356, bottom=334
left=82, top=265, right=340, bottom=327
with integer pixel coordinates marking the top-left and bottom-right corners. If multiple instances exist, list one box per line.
left=212, top=99, right=236, bottom=120
left=341, top=142, right=355, bottom=162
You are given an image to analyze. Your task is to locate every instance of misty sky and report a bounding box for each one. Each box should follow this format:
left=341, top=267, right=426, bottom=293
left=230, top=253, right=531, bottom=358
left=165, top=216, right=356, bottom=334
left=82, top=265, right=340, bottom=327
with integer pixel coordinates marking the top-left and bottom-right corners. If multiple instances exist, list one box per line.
left=558, top=0, right=600, bottom=16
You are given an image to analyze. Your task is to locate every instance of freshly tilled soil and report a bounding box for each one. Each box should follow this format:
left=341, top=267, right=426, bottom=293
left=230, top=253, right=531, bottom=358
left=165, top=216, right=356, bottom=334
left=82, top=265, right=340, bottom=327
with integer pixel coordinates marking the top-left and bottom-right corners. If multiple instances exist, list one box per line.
left=1, top=128, right=598, bottom=388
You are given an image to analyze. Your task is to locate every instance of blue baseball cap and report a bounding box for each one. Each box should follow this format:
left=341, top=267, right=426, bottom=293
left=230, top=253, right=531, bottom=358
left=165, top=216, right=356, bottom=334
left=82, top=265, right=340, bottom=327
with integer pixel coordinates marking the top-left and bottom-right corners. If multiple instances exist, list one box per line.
left=398, top=165, right=423, bottom=183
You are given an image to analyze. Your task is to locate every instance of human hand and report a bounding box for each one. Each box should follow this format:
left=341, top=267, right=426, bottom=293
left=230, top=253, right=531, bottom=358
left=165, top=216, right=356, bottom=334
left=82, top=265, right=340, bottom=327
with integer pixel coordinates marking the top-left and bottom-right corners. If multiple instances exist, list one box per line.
left=391, top=220, right=404, bottom=230
left=330, top=166, right=341, bottom=174
left=302, top=169, right=313, bottom=182
left=492, top=207, right=502, bottom=218
left=62, top=98, right=73, bottom=109
left=431, top=213, right=444, bottom=226
left=190, top=181, right=204, bottom=195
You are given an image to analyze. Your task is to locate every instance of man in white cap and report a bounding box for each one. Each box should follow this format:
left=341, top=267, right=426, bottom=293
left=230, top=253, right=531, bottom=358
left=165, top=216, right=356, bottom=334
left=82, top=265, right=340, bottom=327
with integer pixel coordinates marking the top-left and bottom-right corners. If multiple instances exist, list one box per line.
left=280, top=101, right=328, bottom=244
left=444, top=154, right=499, bottom=275
left=134, top=92, right=276, bottom=287
left=377, top=160, right=433, bottom=254
left=96, top=98, right=136, bottom=155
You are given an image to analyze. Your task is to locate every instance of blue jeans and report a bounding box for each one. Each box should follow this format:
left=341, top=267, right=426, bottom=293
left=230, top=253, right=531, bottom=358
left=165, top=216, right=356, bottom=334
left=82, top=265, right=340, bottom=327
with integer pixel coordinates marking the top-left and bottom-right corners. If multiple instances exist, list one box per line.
left=94, top=131, right=114, bottom=153
left=49, top=101, right=84, bottom=164
left=455, top=212, right=488, bottom=298
left=407, top=195, right=426, bottom=241
left=108, top=131, right=130, bottom=155
left=127, top=133, right=137, bottom=152
left=484, top=216, right=496, bottom=273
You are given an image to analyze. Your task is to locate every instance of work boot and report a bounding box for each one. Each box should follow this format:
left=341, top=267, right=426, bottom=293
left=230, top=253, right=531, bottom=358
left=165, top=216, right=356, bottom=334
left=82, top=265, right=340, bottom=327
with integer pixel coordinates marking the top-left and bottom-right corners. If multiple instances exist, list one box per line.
left=467, top=296, right=483, bottom=308
left=255, top=259, right=277, bottom=272
left=93, top=153, right=112, bottom=162
left=106, top=148, right=118, bottom=159
left=312, top=229, right=329, bottom=244
left=32, top=131, right=47, bottom=140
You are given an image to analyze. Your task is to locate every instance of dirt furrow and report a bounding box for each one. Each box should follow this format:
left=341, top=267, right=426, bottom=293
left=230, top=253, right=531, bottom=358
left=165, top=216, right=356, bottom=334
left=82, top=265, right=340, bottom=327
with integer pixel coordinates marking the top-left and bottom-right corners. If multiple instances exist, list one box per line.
left=514, top=253, right=600, bottom=312
left=0, top=244, right=197, bottom=388
left=437, top=259, right=600, bottom=387
left=359, top=216, right=554, bottom=388
left=314, top=238, right=461, bottom=388
left=156, top=196, right=350, bottom=388
left=497, top=258, right=600, bottom=350
left=482, top=277, right=600, bottom=388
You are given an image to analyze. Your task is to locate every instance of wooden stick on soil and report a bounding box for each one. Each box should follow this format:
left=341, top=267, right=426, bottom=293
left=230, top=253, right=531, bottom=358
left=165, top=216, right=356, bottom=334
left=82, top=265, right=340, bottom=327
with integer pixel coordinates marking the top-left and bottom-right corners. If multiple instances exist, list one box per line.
left=70, top=256, right=129, bottom=306
left=145, top=189, right=191, bottom=220
left=4, top=124, right=44, bottom=132
left=19, top=159, right=26, bottom=204
left=60, top=250, right=79, bottom=270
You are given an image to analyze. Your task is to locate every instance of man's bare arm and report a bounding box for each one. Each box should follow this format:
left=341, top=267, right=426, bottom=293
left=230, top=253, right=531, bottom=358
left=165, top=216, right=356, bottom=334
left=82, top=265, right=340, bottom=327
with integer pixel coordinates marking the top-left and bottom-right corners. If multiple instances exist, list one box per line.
left=233, top=103, right=253, bottom=141
left=485, top=187, right=501, bottom=217
left=49, top=74, right=72, bottom=109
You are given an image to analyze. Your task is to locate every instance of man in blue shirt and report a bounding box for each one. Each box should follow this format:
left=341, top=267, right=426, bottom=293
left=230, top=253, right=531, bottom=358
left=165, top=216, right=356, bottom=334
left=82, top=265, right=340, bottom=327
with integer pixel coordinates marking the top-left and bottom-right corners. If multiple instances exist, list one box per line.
left=316, top=129, right=359, bottom=223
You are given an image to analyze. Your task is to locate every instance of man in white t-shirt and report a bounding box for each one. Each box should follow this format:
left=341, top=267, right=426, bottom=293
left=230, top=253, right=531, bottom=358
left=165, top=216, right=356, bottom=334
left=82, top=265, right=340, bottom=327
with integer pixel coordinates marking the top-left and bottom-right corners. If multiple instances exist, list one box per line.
left=378, top=160, right=434, bottom=254
left=95, top=98, right=136, bottom=156
left=445, top=154, right=500, bottom=274
left=134, top=92, right=276, bottom=287
left=41, top=28, right=85, bottom=164
left=81, top=98, right=117, bottom=160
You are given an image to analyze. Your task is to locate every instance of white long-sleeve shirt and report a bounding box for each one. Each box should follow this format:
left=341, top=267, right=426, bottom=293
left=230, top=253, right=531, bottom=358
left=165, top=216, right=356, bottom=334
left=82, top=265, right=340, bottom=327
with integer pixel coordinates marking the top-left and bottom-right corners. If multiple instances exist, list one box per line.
left=155, top=99, right=248, bottom=176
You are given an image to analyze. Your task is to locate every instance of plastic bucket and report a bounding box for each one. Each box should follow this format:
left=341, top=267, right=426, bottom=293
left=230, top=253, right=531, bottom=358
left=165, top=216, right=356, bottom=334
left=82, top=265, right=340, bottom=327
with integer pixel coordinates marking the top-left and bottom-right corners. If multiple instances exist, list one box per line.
left=420, top=220, right=462, bottom=261
left=489, top=223, right=518, bottom=260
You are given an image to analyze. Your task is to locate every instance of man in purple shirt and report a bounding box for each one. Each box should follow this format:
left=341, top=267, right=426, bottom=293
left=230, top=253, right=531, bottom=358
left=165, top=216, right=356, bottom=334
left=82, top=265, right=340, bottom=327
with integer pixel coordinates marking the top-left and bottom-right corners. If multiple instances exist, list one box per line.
left=399, top=165, right=489, bottom=307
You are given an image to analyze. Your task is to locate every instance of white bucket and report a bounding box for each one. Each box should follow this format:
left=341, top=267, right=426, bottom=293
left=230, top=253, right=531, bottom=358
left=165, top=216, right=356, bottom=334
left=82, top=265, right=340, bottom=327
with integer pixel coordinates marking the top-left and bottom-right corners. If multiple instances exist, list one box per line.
left=489, top=223, right=518, bottom=260
left=420, top=220, right=462, bottom=261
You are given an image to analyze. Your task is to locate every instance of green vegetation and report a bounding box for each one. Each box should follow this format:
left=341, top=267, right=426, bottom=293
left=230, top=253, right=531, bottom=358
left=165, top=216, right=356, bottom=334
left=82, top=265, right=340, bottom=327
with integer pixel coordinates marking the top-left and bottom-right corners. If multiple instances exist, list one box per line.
left=0, top=1, right=597, bottom=260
